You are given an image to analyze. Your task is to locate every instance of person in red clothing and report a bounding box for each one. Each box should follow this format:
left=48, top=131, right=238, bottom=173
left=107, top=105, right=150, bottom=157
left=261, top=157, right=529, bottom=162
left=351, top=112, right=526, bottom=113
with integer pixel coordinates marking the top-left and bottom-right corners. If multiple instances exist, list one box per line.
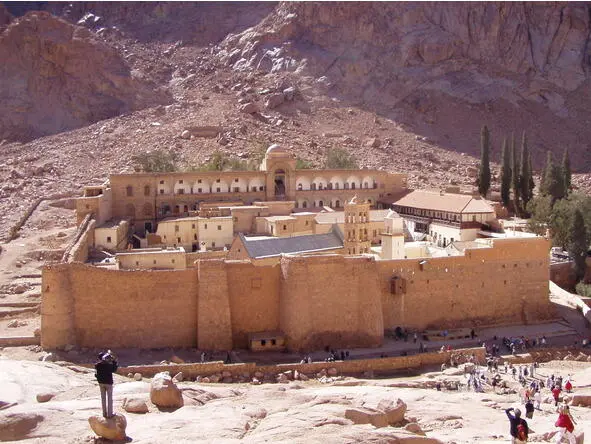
left=552, top=385, right=562, bottom=407
left=564, top=379, right=572, bottom=393
left=554, top=404, right=576, bottom=444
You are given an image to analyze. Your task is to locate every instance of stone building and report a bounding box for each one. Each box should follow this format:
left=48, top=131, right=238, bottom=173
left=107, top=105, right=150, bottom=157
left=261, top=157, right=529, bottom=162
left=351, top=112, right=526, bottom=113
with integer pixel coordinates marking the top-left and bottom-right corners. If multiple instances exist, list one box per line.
left=76, top=144, right=408, bottom=237
left=392, top=190, right=496, bottom=246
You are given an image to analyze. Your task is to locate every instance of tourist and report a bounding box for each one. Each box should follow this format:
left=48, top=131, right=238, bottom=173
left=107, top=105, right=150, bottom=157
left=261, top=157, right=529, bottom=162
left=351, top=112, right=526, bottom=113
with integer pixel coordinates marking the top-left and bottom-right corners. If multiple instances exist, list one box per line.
left=307, top=356, right=312, bottom=364
left=534, top=389, right=542, bottom=410
left=564, top=379, right=572, bottom=393
left=525, top=397, right=534, bottom=419
left=225, top=351, right=232, bottom=364
left=505, top=407, right=529, bottom=443
left=470, top=328, right=475, bottom=339
left=542, top=336, right=547, bottom=347
left=552, top=385, right=562, bottom=407
left=554, top=404, right=576, bottom=444
left=530, top=363, right=535, bottom=378
left=200, top=352, right=206, bottom=363
left=94, top=350, right=118, bottom=418
left=512, top=366, right=517, bottom=380
left=547, top=375, right=554, bottom=390
left=413, top=332, right=418, bottom=343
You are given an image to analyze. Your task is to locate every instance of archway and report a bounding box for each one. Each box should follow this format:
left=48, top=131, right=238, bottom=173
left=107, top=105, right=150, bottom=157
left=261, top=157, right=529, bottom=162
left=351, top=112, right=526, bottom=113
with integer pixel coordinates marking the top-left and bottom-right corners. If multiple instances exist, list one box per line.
left=274, top=169, right=286, bottom=198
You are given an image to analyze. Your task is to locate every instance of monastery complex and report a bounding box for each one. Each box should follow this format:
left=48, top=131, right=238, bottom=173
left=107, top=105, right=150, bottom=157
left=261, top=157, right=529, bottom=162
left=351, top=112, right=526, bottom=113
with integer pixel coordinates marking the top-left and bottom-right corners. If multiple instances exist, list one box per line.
left=42, top=145, right=554, bottom=352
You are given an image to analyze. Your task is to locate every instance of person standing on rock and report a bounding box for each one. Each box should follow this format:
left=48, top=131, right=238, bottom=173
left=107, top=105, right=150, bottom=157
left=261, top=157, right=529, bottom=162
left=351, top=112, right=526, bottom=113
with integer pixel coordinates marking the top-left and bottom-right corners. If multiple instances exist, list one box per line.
left=95, top=350, right=118, bottom=418
left=554, top=403, right=576, bottom=444
left=506, top=407, right=529, bottom=443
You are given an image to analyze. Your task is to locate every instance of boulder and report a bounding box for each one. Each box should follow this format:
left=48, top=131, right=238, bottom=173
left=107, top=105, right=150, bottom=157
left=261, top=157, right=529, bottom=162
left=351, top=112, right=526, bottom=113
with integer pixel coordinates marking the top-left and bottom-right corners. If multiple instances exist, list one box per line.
left=35, top=392, right=54, bottom=403
left=277, top=373, right=289, bottom=384
left=570, top=394, right=591, bottom=407
left=265, top=93, right=285, bottom=109
left=283, top=87, right=296, bottom=101
left=327, top=367, right=338, bottom=377
left=150, top=372, right=183, bottom=408
left=172, top=372, right=183, bottom=382
left=222, top=371, right=232, bottom=378
left=134, top=373, right=143, bottom=381
left=122, top=397, right=149, bottom=414
left=404, top=422, right=426, bottom=435
left=345, top=407, right=389, bottom=428
left=377, top=398, right=407, bottom=425
left=88, top=413, right=127, bottom=441
left=239, top=102, right=258, bottom=114
left=0, top=412, right=44, bottom=441
left=180, top=130, right=191, bottom=139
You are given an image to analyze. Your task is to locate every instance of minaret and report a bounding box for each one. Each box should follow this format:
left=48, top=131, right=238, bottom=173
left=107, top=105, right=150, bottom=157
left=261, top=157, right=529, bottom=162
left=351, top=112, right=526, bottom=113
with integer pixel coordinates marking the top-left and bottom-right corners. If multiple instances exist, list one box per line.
left=344, top=196, right=371, bottom=255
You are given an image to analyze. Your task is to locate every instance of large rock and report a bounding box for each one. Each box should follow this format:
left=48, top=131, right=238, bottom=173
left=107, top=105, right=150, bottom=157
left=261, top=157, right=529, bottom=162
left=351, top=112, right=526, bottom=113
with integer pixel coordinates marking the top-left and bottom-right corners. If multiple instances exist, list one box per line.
left=150, top=372, right=184, bottom=408
left=122, top=397, right=149, bottom=414
left=570, top=394, right=591, bottom=407
left=345, top=407, right=389, bottom=428
left=0, top=412, right=44, bottom=441
left=88, top=413, right=127, bottom=441
left=377, top=398, right=407, bottom=425
left=35, top=392, right=55, bottom=403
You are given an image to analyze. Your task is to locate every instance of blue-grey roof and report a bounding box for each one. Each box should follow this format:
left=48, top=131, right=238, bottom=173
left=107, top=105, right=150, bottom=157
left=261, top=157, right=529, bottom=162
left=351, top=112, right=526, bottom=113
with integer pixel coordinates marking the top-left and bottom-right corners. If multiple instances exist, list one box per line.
left=239, top=229, right=343, bottom=259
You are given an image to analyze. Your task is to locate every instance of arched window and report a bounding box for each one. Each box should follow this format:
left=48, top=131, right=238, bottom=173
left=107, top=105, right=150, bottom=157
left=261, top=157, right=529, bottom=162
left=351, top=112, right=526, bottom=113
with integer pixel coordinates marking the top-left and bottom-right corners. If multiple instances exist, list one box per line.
left=302, top=201, right=308, bottom=208
left=318, top=200, right=324, bottom=207
left=297, top=183, right=303, bottom=191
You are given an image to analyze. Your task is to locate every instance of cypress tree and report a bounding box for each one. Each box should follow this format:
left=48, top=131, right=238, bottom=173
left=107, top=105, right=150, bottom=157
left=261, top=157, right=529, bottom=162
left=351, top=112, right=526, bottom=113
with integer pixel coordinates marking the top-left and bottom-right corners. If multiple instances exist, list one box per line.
left=562, top=149, right=571, bottom=195
left=541, top=151, right=566, bottom=203
left=519, top=132, right=532, bottom=211
left=511, top=134, right=520, bottom=213
left=500, top=138, right=511, bottom=208
left=568, top=209, right=588, bottom=280
left=478, top=125, right=491, bottom=197
left=527, top=153, right=535, bottom=204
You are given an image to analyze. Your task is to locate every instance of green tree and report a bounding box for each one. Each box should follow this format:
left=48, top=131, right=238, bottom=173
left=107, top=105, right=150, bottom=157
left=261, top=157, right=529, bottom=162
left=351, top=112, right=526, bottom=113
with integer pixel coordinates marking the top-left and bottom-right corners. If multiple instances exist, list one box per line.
left=131, top=149, right=178, bottom=172
left=568, top=209, right=588, bottom=280
left=540, top=151, right=565, bottom=203
left=500, top=137, right=511, bottom=207
left=325, top=148, right=358, bottom=169
left=295, top=158, right=314, bottom=169
left=527, top=153, right=535, bottom=203
left=477, top=125, right=491, bottom=197
left=519, top=132, right=533, bottom=213
left=526, top=195, right=553, bottom=236
left=562, top=149, right=571, bottom=195
left=510, top=134, right=520, bottom=213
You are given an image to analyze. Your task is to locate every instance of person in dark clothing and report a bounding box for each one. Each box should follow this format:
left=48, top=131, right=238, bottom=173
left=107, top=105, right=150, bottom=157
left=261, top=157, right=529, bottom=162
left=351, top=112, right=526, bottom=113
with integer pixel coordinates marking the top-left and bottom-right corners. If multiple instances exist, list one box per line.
left=506, top=407, right=528, bottom=443
left=95, top=350, right=118, bottom=418
left=525, top=398, right=534, bottom=419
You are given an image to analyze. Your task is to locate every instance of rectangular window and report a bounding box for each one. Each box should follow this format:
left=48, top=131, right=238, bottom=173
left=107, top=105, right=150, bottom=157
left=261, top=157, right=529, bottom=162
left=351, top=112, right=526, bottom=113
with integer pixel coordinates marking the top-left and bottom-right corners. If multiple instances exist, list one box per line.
left=198, top=179, right=202, bottom=184
left=204, top=224, right=208, bottom=229
left=175, top=225, right=179, bottom=232
left=216, top=179, right=220, bottom=183
left=217, top=225, right=222, bottom=230
left=172, top=259, right=175, bottom=264
left=216, top=187, right=221, bottom=192
left=212, top=241, right=216, bottom=247
left=159, top=189, right=164, bottom=195
left=177, top=189, right=184, bottom=195
left=233, top=187, right=240, bottom=192
left=194, top=234, right=197, bottom=240
left=160, top=180, right=164, bottom=184
left=192, top=224, right=195, bottom=229
left=234, top=178, right=239, bottom=182
left=179, top=180, right=183, bottom=184
left=106, top=236, right=112, bottom=243
left=259, top=186, right=264, bottom=191
left=177, top=237, right=181, bottom=243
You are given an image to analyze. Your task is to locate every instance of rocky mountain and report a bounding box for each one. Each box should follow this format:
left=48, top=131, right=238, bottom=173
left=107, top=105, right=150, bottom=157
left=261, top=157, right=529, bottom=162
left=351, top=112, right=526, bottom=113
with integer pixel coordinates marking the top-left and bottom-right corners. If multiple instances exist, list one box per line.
left=217, top=2, right=591, bottom=168
left=0, top=11, right=170, bottom=141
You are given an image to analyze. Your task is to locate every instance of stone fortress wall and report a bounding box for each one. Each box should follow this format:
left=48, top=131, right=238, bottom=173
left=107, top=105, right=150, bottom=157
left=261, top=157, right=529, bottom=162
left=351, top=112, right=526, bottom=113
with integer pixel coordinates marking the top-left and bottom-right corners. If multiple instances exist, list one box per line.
left=42, top=237, right=554, bottom=351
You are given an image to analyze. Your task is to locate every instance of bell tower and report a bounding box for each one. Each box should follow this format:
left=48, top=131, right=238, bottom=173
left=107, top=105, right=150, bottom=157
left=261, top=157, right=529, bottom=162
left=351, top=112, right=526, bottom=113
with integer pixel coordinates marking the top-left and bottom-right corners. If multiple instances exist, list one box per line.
left=344, top=196, right=371, bottom=255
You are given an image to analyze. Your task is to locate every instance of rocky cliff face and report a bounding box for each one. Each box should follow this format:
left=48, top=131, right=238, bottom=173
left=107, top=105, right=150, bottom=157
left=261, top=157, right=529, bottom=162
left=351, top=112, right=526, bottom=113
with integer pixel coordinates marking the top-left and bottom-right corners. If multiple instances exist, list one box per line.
left=0, top=11, right=170, bottom=141
left=218, top=2, right=591, bottom=168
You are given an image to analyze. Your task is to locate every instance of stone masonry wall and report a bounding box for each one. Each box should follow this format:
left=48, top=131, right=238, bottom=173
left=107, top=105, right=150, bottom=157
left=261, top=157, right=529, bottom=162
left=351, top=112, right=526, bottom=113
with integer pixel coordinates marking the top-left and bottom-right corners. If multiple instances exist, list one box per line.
left=280, top=254, right=384, bottom=351
left=42, top=263, right=199, bottom=348
left=378, top=237, right=553, bottom=330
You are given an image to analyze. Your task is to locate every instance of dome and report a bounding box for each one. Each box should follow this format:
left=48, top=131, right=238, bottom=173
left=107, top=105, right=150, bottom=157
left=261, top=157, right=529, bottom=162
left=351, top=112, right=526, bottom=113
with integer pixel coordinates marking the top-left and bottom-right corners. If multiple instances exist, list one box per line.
left=266, top=144, right=288, bottom=156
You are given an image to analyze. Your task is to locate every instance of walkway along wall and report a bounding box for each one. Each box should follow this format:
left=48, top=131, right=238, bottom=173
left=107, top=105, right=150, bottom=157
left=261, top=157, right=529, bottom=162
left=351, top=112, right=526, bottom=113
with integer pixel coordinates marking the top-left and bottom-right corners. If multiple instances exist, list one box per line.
left=42, top=237, right=554, bottom=350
